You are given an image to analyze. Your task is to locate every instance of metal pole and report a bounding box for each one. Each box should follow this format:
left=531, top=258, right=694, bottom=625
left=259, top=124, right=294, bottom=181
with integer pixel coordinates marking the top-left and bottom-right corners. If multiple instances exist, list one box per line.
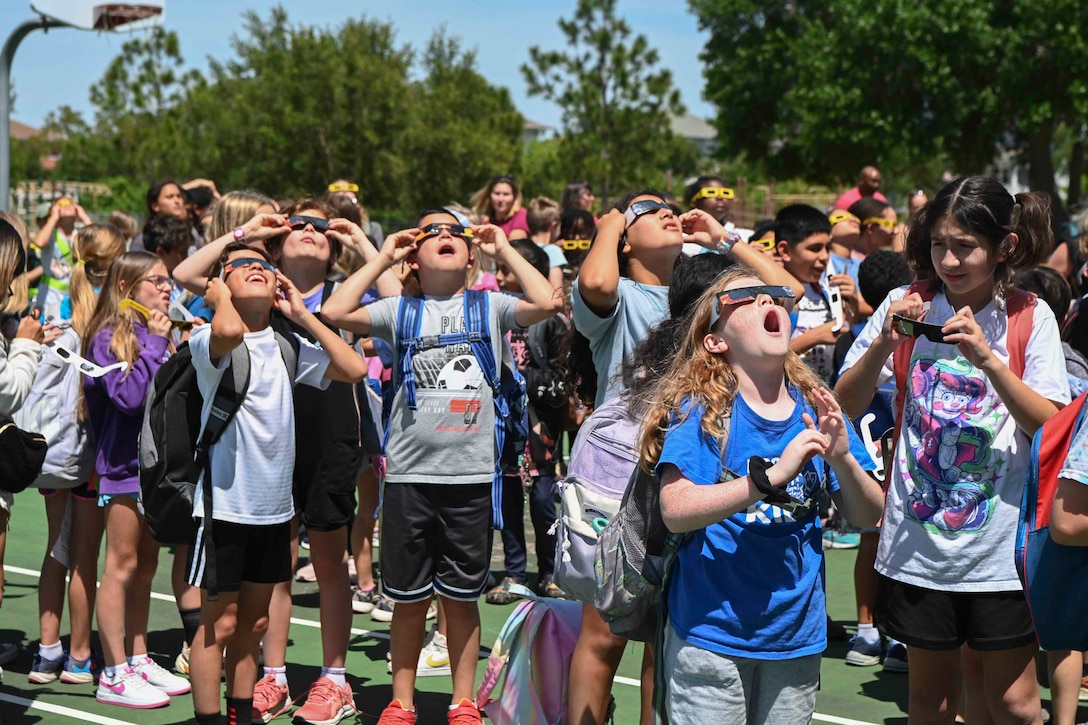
left=1, top=16, right=66, bottom=212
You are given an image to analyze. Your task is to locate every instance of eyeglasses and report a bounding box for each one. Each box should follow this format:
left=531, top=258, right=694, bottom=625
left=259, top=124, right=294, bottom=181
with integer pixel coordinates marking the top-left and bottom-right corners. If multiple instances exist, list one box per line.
left=749, top=236, right=776, bottom=252
left=691, top=187, right=735, bottom=202
left=288, top=215, right=330, bottom=233
left=50, top=344, right=129, bottom=378
left=708, top=285, right=796, bottom=330
left=140, top=275, right=173, bottom=291
left=829, top=211, right=860, bottom=226
left=623, top=200, right=672, bottom=228
left=559, top=238, right=592, bottom=251
left=863, top=217, right=896, bottom=230
left=415, top=223, right=474, bottom=242
left=221, top=257, right=276, bottom=280
left=119, top=299, right=194, bottom=330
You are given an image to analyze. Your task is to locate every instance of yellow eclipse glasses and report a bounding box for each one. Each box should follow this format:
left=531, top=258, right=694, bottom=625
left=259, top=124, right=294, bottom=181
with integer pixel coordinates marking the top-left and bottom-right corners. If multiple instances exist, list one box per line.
left=829, top=211, right=860, bottom=226
left=328, top=182, right=359, bottom=193
left=863, top=217, right=896, bottom=230
left=560, top=239, right=592, bottom=251
left=691, top=187, right=735, bottom=202
left=749, top=236, right=776, bottom=251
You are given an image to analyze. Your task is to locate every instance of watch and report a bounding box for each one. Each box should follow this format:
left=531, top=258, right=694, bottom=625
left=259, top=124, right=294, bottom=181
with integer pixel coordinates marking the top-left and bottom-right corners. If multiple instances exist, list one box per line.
left=233, top=226, right=246, bottom=243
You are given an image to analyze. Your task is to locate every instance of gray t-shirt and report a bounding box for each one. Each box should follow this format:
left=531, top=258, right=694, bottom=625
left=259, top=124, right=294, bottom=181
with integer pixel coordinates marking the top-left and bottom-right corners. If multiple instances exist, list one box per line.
left=572, top=277, right=669, bottom=407
left=367, top=292, right=521, bottom=484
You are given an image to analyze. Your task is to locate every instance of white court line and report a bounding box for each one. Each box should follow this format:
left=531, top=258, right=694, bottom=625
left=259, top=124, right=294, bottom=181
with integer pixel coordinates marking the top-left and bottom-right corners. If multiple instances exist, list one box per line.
left=0, top=692, right=137, bottom=725
left=3, top=565, right=881, bottom=725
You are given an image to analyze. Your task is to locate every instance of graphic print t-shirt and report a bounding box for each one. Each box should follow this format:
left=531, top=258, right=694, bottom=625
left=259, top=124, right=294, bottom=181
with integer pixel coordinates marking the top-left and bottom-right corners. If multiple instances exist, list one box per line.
left=841, top=287, right=1070, bottom=591
left=792, top=284, right=836, bottom=383
left=366, top=293, right=521, bottom=485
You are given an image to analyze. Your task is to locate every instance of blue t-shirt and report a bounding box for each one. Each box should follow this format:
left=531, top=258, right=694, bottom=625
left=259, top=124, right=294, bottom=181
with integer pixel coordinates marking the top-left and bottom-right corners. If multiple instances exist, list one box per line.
left=657, top=391, right=875, bottom=660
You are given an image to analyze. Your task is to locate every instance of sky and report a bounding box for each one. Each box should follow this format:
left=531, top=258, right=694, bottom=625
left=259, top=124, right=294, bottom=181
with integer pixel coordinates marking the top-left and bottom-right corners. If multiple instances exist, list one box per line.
left=1, top=0, right=716, bottom=131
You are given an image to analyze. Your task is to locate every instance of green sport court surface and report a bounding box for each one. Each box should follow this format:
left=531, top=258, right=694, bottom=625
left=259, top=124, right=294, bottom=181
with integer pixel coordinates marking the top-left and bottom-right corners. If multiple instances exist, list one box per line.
left=0, top=492, right=1077, bottom=724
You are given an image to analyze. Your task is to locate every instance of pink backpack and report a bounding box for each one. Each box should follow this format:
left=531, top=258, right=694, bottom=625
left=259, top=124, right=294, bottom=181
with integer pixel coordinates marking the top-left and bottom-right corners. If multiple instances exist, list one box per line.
left=476, top=585, right=583, bottom=725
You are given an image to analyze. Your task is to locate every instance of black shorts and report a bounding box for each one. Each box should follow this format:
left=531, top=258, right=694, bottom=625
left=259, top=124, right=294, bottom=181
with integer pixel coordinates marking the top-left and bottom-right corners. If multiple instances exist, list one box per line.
left=186, top=519, right=292, bottom=593
left=380, top=482, right=493, bottom=603
left=875, top=574, right=1037, bottom=651
left=292, top=383, right=363, bottom=532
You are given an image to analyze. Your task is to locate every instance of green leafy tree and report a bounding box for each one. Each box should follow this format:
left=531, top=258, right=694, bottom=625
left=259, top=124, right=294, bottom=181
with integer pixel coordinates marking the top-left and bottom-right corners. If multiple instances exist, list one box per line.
left=522, top=0, right=693, bottom=204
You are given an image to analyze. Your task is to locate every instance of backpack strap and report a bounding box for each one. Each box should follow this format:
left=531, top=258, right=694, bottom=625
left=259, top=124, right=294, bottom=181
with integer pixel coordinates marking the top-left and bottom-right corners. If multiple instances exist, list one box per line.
left=394, top=296, right=426, bottom=409
left=1005, top=288, right=1036, bottom=379
left=273, top=331, right=299, bottom=382
left=463, top=290, right=508, bottom=529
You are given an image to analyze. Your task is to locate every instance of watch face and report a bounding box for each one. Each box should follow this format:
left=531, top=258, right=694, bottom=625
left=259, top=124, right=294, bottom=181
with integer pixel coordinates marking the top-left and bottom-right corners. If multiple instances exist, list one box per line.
left=234, top=227, right=245, bottom=241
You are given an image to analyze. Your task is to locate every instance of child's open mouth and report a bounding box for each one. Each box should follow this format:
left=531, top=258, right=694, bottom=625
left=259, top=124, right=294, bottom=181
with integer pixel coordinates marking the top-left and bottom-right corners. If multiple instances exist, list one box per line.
left=763, top=309, right=782, bottom=334
left=245, top=271, right=267, bottom=284
left=437, top=242, right=458, bottom=256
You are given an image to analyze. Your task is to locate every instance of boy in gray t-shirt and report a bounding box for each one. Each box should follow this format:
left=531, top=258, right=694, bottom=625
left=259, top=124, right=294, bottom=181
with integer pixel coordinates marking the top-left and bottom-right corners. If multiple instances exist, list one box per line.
left=321, top=208, right=561, bottom=724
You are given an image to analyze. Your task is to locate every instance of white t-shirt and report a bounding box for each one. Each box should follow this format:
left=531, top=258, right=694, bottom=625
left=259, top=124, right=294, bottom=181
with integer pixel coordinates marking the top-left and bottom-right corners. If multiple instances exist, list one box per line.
left=792, top=284, right=835, bottom=383
left=189, top=325, right=331, bottom=525
left=840, top=286, right=1070, bottom=591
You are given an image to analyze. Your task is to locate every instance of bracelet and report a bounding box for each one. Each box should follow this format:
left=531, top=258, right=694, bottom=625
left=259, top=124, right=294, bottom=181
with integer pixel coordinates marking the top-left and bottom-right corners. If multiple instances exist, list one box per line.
left=747, top=456, right=792, bottom=504
left=715, top=231, right=743, bottom=255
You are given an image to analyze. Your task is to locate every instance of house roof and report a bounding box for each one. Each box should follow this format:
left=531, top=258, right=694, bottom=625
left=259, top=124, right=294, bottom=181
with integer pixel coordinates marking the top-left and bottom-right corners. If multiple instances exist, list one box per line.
left=10, top=120, right=41, bottom=140
left=669, top=113, right=717, bottom=141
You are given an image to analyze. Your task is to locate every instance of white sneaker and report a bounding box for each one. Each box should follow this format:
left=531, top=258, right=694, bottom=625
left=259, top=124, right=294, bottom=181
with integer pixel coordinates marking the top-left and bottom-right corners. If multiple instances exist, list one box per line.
left=96, top=667, right=170, bottom=708
left=130, top=655, right=191, bottom=695
left=387, top=631, right=451, bottom=677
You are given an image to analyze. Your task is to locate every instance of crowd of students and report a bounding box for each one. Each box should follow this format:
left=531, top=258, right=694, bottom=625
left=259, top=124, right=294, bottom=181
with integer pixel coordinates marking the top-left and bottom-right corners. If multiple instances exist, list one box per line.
left=1, top=167, right=1087, bottom=725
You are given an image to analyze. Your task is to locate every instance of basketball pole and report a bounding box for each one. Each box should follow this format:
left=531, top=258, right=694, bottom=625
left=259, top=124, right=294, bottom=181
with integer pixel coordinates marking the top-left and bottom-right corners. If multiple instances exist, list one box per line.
left=1, top=15, right=66, bottom=212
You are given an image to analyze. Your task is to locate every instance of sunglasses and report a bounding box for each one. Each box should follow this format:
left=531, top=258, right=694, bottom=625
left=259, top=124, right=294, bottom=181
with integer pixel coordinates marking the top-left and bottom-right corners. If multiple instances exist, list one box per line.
left=691, top=187, right=735, bottom=201
left=119, top=299, right=195, bottom=330
left=623, top=200, right=672, bottom=228
left=288, top=215, right=329, bottom=233
left=415, top=223, right=474, bottom=242
left=559, top=238, right=592, bottom=251
left=222, top=257, right=277, bottom=279
left=709, top=285, right=796, bottom=331
left=863, top=217, right=896, bottom=230
left=829, top=211, right=860, bottom=226
left=749, top=236, right=776, bottom=252
left=50, top=344, right=129, bottom=378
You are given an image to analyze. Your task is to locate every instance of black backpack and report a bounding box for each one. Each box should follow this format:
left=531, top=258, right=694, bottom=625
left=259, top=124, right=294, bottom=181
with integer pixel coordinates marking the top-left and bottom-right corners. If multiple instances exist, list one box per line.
left=138, top=333, right=298, bottom=597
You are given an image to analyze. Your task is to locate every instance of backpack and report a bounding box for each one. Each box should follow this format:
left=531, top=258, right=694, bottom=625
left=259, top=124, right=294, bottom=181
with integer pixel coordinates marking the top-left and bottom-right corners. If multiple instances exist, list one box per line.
left=553, top=395, right=642, bottom=605
left=393, top=290, right=528, bottom=528
left=593, top=407, right=734, bottom=644
left=475, top=583, right=583, bottom=725
left=138, top=333, right=298, bottom=555
left=1015, top=391, right=1088, bottom=650
left=13, top=327, right=94, bottom=489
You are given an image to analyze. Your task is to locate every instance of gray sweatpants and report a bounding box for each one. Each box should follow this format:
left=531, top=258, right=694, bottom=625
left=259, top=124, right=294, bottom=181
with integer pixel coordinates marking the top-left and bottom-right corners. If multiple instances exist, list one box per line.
left=663, top=624, right=821, bottom=725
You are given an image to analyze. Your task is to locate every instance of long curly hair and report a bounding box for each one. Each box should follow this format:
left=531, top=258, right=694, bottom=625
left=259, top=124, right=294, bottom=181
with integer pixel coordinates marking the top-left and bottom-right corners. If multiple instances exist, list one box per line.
left=638, top=265, right=826, bottom=468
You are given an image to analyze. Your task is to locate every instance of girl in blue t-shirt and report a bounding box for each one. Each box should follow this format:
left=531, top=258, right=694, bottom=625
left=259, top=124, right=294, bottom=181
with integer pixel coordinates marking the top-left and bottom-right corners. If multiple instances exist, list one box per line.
left=639, top=265, right=883, bottom=725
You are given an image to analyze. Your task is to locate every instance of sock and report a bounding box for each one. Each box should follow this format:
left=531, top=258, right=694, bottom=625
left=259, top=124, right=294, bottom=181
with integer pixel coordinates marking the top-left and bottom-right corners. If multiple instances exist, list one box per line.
left=449, top=699, right=475, bottom=711
left=226, top=696, right=253, bottom=725
left=857, top=623, right=880, bottom=645
left=320, top=666, right=346, bottom=687
left=264, top=665, right=287, bottom=687
left=180, top=608, right=202, bottom=645
left=39, top=641, right=64, bottom=660
left=127, top=653, right=149, bottom=667
left=194, top=712, right=223, bottom=725
left=104, top=663, right=123, bottom=678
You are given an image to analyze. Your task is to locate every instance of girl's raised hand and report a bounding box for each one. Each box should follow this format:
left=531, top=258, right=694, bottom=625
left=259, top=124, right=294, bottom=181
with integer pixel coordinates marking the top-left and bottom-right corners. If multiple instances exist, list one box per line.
left=815, top=388, right=850, bottom=462
left=243, top=213, right=290, bottom=242
left=470, top=224, right=509, bottom=258
left=379, top=229, right=420, bottom=266
left=879, top=291, right=926, bottom=345
left=679, top=209, right=725, bottom=248
left=772, top=413, right=829, bottom=484
left=146, top=309, right=173, bottom=339
left=942, top=306, right=994, bottom=368
left=327, top=218, right=371, bottom=250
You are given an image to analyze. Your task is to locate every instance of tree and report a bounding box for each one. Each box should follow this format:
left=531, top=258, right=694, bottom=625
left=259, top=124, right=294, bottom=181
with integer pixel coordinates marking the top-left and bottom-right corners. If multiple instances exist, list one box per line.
left=691, top=0, right=1088, bottom=220
left=522, top=0, right=694, bottom=204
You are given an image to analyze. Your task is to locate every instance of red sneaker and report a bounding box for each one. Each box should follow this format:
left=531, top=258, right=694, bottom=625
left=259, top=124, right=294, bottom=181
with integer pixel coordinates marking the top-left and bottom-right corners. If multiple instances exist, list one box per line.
left=251, top=674, right=292, bottom=723
left=377, top=699, right=417, bottom=725
left=292, top=677, right=356, bottom=725
left=447, top=699, right=483, bottom=725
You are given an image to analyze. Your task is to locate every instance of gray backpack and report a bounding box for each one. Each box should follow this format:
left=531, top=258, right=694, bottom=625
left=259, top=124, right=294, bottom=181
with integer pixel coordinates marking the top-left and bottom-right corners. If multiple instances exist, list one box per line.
left=13, top=327, right=94, bottom=489
left=553, top=395, right=642, bottom=605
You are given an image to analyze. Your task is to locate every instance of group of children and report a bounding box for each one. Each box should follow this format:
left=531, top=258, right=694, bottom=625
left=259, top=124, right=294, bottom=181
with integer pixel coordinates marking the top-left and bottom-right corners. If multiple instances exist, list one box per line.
left=0, top=170, right=1086, bottom=725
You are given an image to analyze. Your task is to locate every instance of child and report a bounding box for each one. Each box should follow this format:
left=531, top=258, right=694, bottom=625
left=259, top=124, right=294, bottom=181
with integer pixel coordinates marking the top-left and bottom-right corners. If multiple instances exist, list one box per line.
left=525, top=196, right=567, bottom=291
left=641, top=266, right=883, bottom=724
left=34, top=197, right=92, bottom=320
left=187, top=242, right=366, bottom=725
left=836, top=176, right=1068, bottom=723
left=776, top=204, right=859, bottom=383
left=82, top=251, right=192, bottom=708
left=846, top=197, right=898, bottom=260
left=320, top=208, right=561, bottom=725
left=486, top=238, right=570, bottom=602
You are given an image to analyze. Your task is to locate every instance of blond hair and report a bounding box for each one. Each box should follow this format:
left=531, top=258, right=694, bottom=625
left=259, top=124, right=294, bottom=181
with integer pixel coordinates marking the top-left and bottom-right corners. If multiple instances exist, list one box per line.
left=0, top=211, right=30, bottom=315
left=69, top=224, right=126, bottom=334
left=107, top=210, right=139, bottom=241
left=638, top=265, right=826, bottom=468
left=205, top=190, right=275, bottom=242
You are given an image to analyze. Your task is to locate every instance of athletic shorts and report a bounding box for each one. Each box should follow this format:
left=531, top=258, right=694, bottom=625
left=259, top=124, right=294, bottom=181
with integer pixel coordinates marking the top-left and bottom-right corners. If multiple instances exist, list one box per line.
left=40, top=480, right=97, bottom=501
left=380, top=482, right=493, bottom=603
left=186, top=519, right=291, bottom=593
left=875, top=574, right=1037, bottom=651
left=98, top=491, right=139, bottom=508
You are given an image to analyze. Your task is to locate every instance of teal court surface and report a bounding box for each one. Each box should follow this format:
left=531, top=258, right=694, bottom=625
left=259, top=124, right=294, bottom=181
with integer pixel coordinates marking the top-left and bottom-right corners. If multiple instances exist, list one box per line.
left=0, top=491, right=1077, bottom=724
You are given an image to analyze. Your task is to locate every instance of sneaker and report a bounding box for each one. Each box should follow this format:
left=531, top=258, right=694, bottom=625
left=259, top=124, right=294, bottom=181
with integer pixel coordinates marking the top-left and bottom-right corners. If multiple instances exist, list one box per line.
left=536, top=575, right=568, bottom=599
left=174, top=643, right=190, bottom=676
left=823, top=531, right=861, bottom=549
left=253, top=674, right=293, bottom=723
left=377, top=700, right=417, bottom=725
left=447, top=698, right=483, bottom=725
left=371, top=598, right=436, bottom=623
left=28, top=651, right=67, bottom=684
left=96, top=666, right=171, bottom=708
left=386, top=631, right=451, bottom=678
left=292, top=677, right=356, bottom=725
left=845, top=636, right=883, bottom=666
left=300, top=533, right=310, bottom=551
left=296, top=561, right=317, bottom=582
left=0, top=642, right=18, bottom=667
left=351, top=586, right=381, bottom=614
left=883, top=642, right=909, bottom=673
left=130, top=654, right=191, bottom=695
left=60, top=654, right=100, bottom=684
left=485, top=576, right=528, bottom=605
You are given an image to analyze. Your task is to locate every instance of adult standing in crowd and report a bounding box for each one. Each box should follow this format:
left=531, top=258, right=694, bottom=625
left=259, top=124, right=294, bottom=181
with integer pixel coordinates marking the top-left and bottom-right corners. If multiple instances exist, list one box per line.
left=130, top=179, right=201, bottom=253
left=834, top=165, right=889, bottom=212
left=471, top=175, right=530, bottom=239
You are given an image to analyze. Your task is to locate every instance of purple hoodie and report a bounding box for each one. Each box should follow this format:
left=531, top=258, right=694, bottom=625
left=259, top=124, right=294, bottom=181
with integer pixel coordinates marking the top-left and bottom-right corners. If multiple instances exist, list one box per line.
left=83, top=323, right=170, bottom=496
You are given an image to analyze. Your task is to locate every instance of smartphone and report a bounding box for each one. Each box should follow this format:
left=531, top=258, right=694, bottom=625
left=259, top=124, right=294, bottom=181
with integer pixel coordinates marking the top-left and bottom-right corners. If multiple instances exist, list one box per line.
left=892, top=314, right=948, bottom=343
left=828, top=285, right=844, bottom=333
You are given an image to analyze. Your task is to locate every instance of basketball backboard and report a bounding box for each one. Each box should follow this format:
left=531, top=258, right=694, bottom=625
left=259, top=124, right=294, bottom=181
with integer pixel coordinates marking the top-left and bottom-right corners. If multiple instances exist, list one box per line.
left=29, top=1, right=164, bottom=32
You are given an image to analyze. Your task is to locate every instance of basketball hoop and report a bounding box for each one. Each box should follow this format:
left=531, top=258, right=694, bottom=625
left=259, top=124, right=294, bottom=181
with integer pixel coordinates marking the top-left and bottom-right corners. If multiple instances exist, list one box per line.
left=30, top=1, right=164, bottom=33
left=93, top=4, right=162, bottom=31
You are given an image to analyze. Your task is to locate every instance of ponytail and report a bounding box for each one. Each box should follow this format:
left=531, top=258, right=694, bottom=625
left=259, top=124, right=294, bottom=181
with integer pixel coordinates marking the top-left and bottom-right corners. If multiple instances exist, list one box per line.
left=70, top=224, right=126, bottom=334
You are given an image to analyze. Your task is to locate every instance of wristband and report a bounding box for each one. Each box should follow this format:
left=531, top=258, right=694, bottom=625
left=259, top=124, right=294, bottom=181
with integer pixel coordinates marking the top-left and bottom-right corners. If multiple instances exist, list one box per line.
left=716, top=231, right=743, bottom=255
left=233, top=226, right=246, bottom=243
left=747, top=456, right=792, bottom=505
